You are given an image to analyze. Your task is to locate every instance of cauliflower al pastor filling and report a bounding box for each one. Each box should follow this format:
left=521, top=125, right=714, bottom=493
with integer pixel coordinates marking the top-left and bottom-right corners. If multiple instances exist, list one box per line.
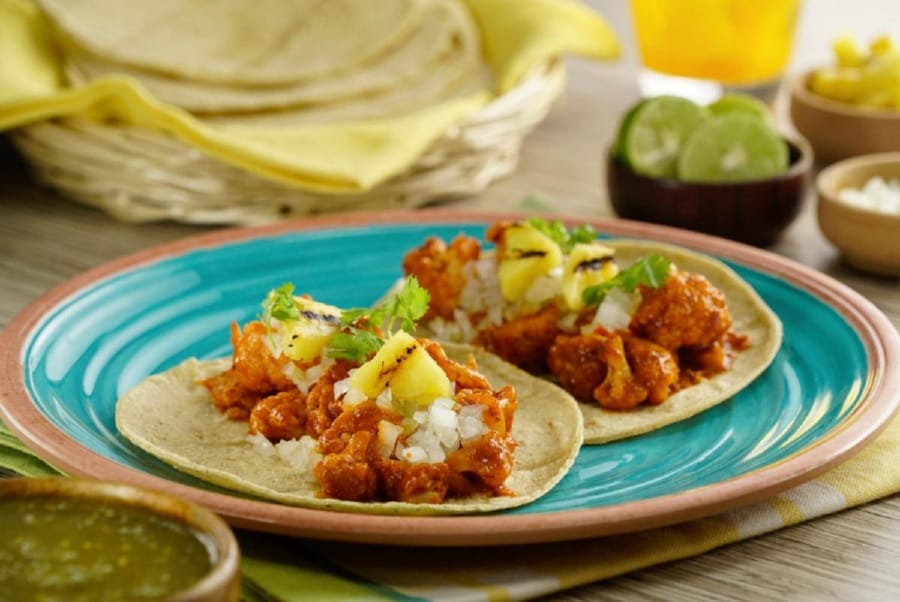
left=403, top=219, right=750, bottom=411
left=201, top=278, right=517, bottom=504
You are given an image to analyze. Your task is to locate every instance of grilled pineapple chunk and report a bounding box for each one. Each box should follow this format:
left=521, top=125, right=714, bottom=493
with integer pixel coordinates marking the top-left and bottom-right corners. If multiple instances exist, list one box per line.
left=561, top=243, right=619, bottom=311
left=497, top=222, right=563, bottom=302
left=279, top=298, right=341, bottom=361
left=350, top=331, right=451, bottom=406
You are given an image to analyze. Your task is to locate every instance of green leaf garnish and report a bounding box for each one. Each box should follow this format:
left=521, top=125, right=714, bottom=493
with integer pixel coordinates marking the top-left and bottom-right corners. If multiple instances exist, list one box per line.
left=526, top=216, right=597, bottom=253
left=327, top=329, right=384, bottom=364
left=326, top=276, right=430, bottom=363
left=582, top=255, right=672, bottom=306
left=261, top=283, right=301, bottom=324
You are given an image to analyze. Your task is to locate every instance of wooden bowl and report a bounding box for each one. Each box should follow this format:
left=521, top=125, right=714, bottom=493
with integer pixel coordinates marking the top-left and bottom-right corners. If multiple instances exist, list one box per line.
left=817, top=153, right=900, bottom=276
left=606, top=136, right=813, bottom=247
left=0, top=477, right=241, bottom=601
left=790, top=69, right=900, bottom=165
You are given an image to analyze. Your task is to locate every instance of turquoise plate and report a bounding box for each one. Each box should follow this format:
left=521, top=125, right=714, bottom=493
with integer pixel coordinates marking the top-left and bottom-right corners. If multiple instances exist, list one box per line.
left=2, top=212, right=898, bottom=546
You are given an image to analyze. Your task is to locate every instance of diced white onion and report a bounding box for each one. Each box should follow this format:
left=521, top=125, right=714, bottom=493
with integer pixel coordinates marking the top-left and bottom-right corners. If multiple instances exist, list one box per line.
left=375, top=386, right=393, bottom=410
left=332, top=376, right=352, bottom=399
left=342, top=386, right=368, bottom=408
left=281, top=362, right=310, bottom=394
left=429, top=403, right=458, bottom=430
left=274, top=436, right=320, bottom=479
left=400, top=445, right=428, bottom=463
left=524, top=271, right=562, bottom=305
left=589, top=287, right=641, bottom=332
left=377, top=420, right=403, bottom=458
left=247, top=433, right=275, bottom=457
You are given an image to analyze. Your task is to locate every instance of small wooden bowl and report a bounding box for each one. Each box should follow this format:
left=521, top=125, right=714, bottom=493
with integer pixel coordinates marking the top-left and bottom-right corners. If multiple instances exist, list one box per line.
left=817, top=153, right=900, bottom=276
left=790, top=69, right=900, bottom=164
left=0, top=477, right=241, bottom=601
left=606, top=136, right=813, bottom=247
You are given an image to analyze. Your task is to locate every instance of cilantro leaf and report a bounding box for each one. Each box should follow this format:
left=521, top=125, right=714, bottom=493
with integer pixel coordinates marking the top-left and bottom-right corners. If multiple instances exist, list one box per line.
left=381, top=276, right=430, bottom=333
left=261, top=283, right=301, bottom=323
left=582, top=255, right=672, bottom=306
left=526, top=216, right=597, bottom=253
left=326, top=276, right=431, bottom=362
left=570, top=224, right=598, bottom=247
left=327, top=330, right=384, bottom=363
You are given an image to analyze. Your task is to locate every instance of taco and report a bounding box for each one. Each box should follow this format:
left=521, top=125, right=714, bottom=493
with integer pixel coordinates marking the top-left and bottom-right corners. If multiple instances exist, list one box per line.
left=401, top=218, right=783, bottom=444
left=115, top=278, right=583, bottom=515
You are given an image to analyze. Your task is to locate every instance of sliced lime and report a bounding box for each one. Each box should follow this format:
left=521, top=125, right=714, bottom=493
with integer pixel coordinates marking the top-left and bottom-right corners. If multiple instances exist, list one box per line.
left=677, top=114, right=789, bottom=183
left=621, top=96, right=708, bottom=178
left=613, top=99, right=648, bottom=162
left=707, top=94, right=773, bottom=125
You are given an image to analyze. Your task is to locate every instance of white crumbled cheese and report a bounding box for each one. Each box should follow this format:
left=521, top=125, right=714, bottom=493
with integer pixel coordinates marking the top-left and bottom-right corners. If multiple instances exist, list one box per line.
left=247, top=433, right=275, bottom=457
left=377, top=420, right=403, bottom=458
left=587, top=287, right=642, bottom=333
left=274, top=436, right=321, bottom=479
left=838, top=176, right=900, bottom=214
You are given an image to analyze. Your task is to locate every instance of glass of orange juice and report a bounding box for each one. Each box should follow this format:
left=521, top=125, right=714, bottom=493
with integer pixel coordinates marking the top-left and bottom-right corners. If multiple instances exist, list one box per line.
left=630, top=0, right=802, bottom=103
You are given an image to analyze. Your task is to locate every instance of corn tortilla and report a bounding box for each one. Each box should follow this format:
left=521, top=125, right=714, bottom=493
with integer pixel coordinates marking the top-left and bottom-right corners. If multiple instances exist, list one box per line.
left=203, top=0, right=486, bottom=127
left=578, top=240, right=782, bottom=444
left=62, top=0, right=467, bottom=114
left=115, top=343, right=583, bottom=515
left=38, top=0, right=426, bottom=86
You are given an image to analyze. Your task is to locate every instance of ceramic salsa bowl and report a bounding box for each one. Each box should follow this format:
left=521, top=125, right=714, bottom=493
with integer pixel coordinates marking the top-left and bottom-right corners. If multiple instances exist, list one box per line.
left=0, top=477, right=241, bottom=601
left=606, top=135, right=813, bottom=247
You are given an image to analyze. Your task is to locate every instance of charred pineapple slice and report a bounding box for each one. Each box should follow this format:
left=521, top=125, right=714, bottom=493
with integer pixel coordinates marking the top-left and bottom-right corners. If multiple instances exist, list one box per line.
left=497, top=222, right=563, bottom=302
left=350, top=331, right=451, bottom=406
left=561, top=243, right=619, bottom=311
left=279, top=298, right=341, bottom=361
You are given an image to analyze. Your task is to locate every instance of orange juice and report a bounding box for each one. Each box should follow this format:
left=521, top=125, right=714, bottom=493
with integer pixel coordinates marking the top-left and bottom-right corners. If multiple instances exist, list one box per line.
left=631, top=0, right=801, bottom=85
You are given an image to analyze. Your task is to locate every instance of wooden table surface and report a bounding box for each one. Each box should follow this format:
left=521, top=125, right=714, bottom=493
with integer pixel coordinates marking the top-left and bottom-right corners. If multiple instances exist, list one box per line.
left=3, top=2, right=900, bottom=600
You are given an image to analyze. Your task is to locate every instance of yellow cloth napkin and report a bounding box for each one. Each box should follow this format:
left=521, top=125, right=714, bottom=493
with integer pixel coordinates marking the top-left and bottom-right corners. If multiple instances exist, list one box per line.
left=0, top=0, right=619, bottom=193
left=4, top=410, right=900, bottom=600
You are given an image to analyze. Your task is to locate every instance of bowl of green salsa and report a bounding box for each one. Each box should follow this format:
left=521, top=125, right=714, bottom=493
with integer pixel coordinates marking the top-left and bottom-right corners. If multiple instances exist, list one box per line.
left=0, top=477, right=240, bottom=601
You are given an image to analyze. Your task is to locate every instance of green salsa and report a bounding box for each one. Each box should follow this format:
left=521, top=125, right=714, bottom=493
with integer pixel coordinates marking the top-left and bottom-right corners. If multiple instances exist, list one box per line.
left=0, top=496, right=214, bottom=601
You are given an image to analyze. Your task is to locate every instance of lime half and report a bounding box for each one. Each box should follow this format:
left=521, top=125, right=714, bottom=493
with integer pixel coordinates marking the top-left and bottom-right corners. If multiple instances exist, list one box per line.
left=620, top=96, right=708, bottom=178
left=677, top=114, right=789, bottom=183
left=707, top=93, right=773, bottom=125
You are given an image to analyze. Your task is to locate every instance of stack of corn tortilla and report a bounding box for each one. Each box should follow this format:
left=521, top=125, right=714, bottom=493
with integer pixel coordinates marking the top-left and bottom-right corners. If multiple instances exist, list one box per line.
left=41, top=0, right=489, bottom=126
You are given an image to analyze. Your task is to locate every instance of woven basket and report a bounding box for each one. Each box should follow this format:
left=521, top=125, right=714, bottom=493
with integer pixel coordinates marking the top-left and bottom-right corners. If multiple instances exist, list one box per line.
left=11, top=62, right=565, bottom=225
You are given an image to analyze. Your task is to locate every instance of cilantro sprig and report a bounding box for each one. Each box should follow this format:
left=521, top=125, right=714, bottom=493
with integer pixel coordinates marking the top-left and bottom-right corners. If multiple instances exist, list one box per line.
left=526, top=216, right=596, bottom=253
left=327, top=277, right=430, bottom=363
left=582, top=255, right=672, bottom=306
left=260, top=283, right=301, bottom=325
